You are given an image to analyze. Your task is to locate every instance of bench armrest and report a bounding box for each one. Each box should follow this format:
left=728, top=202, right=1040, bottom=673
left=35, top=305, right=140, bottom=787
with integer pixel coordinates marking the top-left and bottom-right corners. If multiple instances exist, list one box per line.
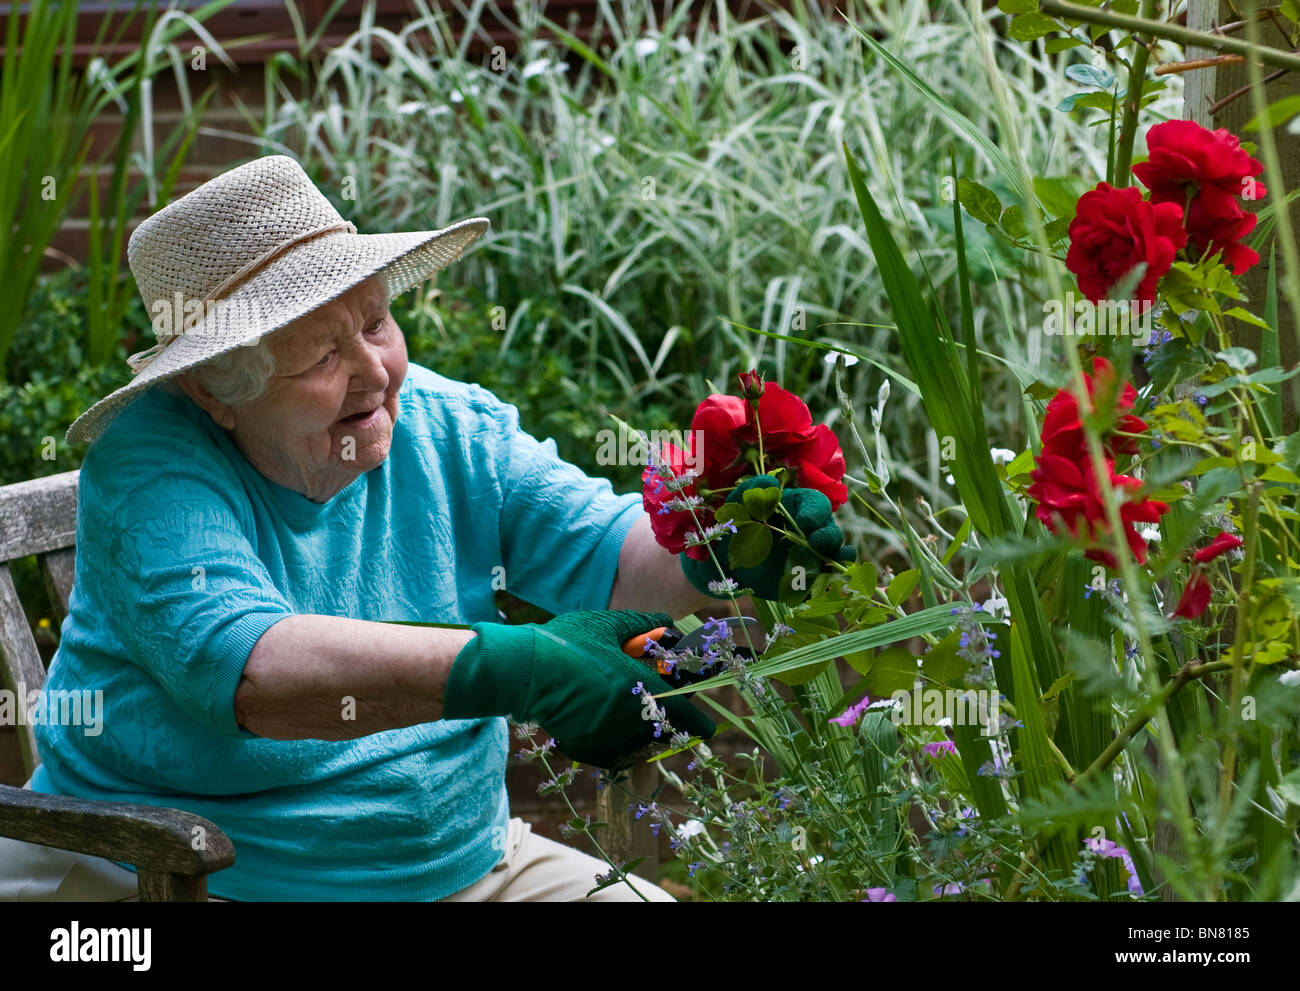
left=0, top=784, right=234, bottom=900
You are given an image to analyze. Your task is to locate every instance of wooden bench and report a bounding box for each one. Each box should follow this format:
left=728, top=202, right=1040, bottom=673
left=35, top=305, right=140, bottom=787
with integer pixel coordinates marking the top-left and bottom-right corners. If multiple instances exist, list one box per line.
left=0, top=469, right=235, bottom=901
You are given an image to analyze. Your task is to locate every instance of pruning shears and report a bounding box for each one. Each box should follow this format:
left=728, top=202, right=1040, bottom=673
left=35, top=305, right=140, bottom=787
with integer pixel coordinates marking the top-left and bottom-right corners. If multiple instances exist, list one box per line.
left=621, top=615, right=766, bottom=688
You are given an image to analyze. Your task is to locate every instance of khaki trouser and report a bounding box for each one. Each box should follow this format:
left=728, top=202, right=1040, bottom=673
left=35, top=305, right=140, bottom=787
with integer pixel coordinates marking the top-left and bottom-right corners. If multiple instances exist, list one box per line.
left=0, top=780, right=673, bottom=902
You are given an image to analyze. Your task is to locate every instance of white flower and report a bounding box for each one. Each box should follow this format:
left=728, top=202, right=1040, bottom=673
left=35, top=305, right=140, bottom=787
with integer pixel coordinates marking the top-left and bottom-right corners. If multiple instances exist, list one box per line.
left=677, top=819, right=706, bottom=840
left=824, top=351, right=859, bottom=367
left=1279, top=670, right=1300, bottom=687
left=795, top=854, right=825, bottom=874
left=1139, top=525, right=1162, bottom=542
left=982, top=594, right=1010, bottom=621
left=990, top=448, right=1017, bottom=465
left=634, top=37, right=659, bottom=58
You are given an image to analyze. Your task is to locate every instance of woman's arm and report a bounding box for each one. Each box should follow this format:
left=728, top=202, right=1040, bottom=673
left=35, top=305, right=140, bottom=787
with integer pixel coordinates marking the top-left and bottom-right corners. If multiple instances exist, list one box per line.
left=608, top=513, right=757, bottom=618
left=234, top=616, right=475, bottom=740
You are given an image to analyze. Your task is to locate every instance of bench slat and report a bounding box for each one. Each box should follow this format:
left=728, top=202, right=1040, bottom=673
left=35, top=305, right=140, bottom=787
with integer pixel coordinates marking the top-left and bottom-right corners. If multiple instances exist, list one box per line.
left=39, top=548, right=77, bottom=627
left=0, top=783, right=235, bottom=878
left=0, top=563, right=46, bottom=777
left=0, top=470, right=79, bottom=561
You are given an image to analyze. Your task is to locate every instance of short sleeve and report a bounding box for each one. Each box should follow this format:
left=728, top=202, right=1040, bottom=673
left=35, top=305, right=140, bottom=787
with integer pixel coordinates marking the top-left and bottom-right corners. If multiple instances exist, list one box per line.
left=77, top=421, right=296, bottom=738
left=489, top=396, right=643, bottom=616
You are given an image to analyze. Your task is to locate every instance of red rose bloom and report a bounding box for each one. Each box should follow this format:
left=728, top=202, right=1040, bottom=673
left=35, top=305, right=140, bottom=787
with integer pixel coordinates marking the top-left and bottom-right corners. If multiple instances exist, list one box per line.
left=1132, top=119, right=1265, bottom=275
left=691, top=381, right=848, bottom=509
left=1193, top=530, right=1243, bottom=564
left=1039, top=356, right=1150, bottom=461
left=1066, top=182, right=1187, bottom=307
left=1027, top=358, right=1168, bottom=567
left=1172, top=571, right=1213, bottom=619
left=642, top=438, right=712, bottom=561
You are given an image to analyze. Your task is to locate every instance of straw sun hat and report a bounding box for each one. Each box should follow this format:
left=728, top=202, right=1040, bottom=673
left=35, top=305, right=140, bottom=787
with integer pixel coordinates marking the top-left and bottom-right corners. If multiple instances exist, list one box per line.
left=65, top=155, right=490, bottom=446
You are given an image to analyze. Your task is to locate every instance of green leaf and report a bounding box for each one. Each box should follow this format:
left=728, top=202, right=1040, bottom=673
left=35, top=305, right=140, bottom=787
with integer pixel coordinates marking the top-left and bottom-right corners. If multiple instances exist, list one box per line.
left=887, top=569, right=921, bottom=607
left=1245, top=94, right=1300, bottom=130
left=1009, top=12, right=1059, bottom=40
left=714, top=502, right=751, bottom=525
left=1058, top=90, right=1117, bottom=113
left=1043, top=216, right=1072, bottom=245
left=1276, top=769, right=1300, bottom=806
left=1033, top=175, right=1088, bottom=218
left=920, top=629, right=969, bottom=685
left=1216, top=346, right=1257, bottom=371
left=997, top=0, right=1038, bottom=13
left=863, top=646, right=920, bottom=697
left=941, top=517, right=972, bottom=566
left=765, top=616, right=838, bottom=685
left=658, top=603, right=966, bottom=696
left=1045, top=36, right=1085, bottom=53
left=1224, top=308, right=1271, bottom=331
left=1064, top=63, right=1115, bottom=90
left=846, top=561, right=879, bottom=596
left=728, top=523, right=772, bottom=569
left=1000, top=204, right=1028, bottom=240
left=958, top=177, right=1002, bottom=226
left=741, top=484, right=781, bottom=521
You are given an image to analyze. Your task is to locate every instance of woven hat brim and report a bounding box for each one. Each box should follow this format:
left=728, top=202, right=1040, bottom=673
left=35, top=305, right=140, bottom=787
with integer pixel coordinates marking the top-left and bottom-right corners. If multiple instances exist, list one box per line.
left=66, top=216, right=489, bottom=447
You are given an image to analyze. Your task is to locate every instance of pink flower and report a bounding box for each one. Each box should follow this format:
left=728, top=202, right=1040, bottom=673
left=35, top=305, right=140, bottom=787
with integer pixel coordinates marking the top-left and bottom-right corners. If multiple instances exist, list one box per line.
left=829, top=695, right=873, bottom=728
left=923, top=740, right=958, bottom=759
left=1083, top=836, right=1143, bottom=895
left=862, top=887, right=897, bottom=902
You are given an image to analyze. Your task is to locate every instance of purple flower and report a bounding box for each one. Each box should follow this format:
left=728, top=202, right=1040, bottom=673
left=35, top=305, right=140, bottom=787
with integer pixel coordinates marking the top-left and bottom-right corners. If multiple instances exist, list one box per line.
left=829, top=694, right=874, bottom=728
left=1083, top=836, right=1144, bottom=895
left=862, top=887, right=897, bottom=902
left=923, top=740, right=958, bottom=759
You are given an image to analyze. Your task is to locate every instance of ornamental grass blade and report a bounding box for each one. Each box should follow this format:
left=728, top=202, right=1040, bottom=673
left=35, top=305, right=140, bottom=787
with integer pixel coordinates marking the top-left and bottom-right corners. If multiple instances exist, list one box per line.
left=656, top=603, right=964, bottom=695
left=847, top=18, right=1029, bottom=204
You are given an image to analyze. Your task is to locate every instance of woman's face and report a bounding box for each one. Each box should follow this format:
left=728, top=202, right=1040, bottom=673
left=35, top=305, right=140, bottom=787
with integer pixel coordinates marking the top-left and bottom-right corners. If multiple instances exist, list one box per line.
left=180, top=275, right=407, bottom=502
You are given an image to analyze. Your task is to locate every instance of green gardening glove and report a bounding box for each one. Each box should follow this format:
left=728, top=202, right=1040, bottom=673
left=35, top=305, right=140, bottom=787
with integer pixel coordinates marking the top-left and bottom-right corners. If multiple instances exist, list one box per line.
left=681, top=475, right=856, bottom=602
left=444, top=609, right=716, bottom=768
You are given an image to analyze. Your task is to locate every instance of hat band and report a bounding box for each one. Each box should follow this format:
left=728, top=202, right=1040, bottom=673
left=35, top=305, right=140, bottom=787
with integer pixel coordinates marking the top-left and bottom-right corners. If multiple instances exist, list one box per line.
left=126, top=219, right=359, bottom=376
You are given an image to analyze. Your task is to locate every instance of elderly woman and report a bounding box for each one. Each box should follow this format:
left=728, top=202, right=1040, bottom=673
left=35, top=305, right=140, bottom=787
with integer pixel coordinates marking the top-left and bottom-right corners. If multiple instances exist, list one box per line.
left=0, top=156, right=761, bottom=902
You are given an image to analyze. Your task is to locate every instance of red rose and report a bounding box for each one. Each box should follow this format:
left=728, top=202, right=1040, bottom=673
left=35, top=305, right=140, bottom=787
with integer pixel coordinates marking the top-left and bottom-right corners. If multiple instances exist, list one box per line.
left=1028, top=358, right=1168, bottom=567
left=691, top=381, right=848, bottom=509
left=1028, top=453, right=1168, bottom=568
left=1132, top=119, right=1265, bottom=275
left=1066, top=182, right=1187, bottom=306
left=1193, top=530, right=1243, bottom=564
left=737, top=368, right=765, bottom=399
left=1040, top=356, right=1150, bottom=461
left=1172, top=571, right=1213, bottom=619
left=692, top=393, right=755, bottom=493
left=642, top=438, right=712, bottom=561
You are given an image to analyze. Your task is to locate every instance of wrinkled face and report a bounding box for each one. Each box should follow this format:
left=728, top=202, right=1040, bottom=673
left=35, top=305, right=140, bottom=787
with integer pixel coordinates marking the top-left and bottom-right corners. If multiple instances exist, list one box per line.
left=212, top=275, right=407, bottom=502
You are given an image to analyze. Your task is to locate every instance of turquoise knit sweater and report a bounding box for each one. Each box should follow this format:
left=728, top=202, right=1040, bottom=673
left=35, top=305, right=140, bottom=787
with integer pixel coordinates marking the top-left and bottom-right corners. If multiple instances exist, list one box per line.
left=29, top=362, right=642, bottom=900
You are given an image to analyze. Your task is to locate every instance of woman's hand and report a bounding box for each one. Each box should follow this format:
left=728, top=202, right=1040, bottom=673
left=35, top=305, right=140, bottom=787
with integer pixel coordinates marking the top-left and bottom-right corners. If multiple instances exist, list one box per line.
left=680, top=474, right=855, bottom=602
left=444, top=609, right=716, bottom=768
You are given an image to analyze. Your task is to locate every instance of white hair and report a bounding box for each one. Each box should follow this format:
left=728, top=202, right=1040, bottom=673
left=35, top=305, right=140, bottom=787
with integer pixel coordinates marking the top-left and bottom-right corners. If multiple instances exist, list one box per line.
left=163, top=336, right=278, bottom=406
